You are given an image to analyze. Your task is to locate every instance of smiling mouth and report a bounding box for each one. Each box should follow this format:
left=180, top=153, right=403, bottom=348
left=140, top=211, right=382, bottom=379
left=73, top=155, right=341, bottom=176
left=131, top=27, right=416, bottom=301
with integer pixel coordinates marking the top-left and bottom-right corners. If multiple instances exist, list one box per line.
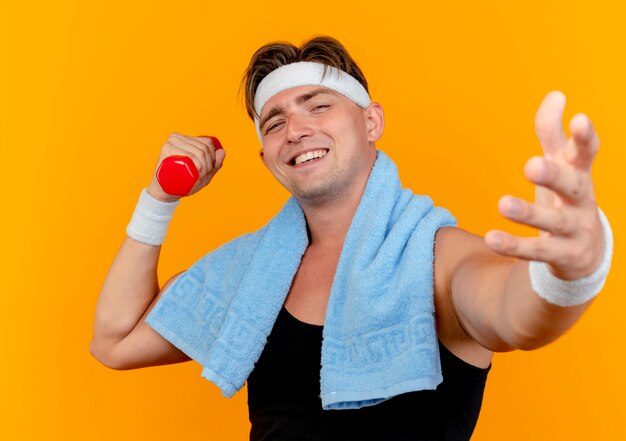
left=291, top=149, right=329, bottom=166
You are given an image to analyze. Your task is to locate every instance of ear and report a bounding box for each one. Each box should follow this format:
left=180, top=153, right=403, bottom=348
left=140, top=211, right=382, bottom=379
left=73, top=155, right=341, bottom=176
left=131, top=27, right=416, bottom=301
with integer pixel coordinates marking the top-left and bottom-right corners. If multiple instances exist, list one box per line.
left=364, top=102, right=384, bottom=142
left=259, top=148, right=267, bottom=166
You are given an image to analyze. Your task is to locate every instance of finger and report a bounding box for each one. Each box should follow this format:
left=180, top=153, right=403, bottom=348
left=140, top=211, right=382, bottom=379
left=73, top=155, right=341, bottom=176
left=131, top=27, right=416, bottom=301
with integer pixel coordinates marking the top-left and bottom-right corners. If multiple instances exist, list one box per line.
left=166, top=136, right=206, bottom=176
left=190, top=148, right=226, bottom=193
left=193, top=135, right=219, bottom=166
left=524, top=156, right=590, bottom=203
left=534, top=91, right=567, bottom=157
left=169, top=133, right=219, bottom=175
left=201, top=147, right=226, bottom=180
left=170, top=133, right=214, bottom=167
left=193, top=173, right=214, bottom=192
left=498, top=195, right=576, bottom=236
left=563, top=113, right=600, bottom=172
left=484, top=229, right=568, bottom=263
left=213, top=147, right=226, bottom=171
left=166, top=139, right=205, bottom=175
left=192, top=138, right=214, bottom=176
left=196, top=135, right=223, bottom=151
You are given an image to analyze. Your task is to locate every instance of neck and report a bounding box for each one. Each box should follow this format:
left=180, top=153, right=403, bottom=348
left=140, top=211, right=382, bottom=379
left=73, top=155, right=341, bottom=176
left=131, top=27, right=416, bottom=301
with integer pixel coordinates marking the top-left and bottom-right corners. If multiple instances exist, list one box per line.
left=301, top=197, right=360, bottom=249
left=300, top=160, right=375, bottom=249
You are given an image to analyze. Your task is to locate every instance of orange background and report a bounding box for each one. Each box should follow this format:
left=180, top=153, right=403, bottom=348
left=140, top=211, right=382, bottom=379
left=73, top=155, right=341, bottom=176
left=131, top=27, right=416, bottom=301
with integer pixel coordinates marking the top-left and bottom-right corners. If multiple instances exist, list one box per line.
left=1, top=1, right=624, bottom=439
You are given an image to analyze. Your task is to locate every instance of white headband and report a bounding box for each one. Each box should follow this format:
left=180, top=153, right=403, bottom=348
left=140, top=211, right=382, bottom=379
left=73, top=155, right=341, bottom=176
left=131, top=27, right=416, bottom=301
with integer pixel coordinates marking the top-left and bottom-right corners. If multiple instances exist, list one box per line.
left=253, top=61, right=371, bottom=139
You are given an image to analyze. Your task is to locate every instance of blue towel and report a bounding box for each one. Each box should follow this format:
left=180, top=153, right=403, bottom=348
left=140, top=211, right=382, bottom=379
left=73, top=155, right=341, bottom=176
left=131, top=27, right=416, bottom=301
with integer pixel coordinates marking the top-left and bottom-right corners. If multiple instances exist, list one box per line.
left=145, top=150, right=456, bottom=410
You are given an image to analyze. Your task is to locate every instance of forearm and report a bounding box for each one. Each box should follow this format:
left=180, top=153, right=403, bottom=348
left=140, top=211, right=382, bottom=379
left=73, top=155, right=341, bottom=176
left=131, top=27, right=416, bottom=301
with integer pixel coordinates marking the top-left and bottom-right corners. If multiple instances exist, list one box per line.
left=488, top=208, right=611, bottom=350
left=495, top=259, right=591, bottom=350
left=448, top=247, right=594, bottom=353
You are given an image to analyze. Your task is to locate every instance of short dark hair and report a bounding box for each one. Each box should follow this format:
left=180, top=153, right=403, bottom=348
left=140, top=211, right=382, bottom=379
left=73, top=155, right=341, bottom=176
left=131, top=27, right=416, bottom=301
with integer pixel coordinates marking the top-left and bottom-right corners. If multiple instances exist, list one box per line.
left=240, top=36, right=369, bottom=120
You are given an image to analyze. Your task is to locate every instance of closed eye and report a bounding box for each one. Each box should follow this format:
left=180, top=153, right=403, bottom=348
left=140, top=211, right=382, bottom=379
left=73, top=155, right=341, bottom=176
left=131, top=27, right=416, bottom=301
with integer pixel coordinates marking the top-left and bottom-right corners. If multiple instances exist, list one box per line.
left=265, top=120, right=284, bottom=134
left=312, top=104, right=330, bottom=111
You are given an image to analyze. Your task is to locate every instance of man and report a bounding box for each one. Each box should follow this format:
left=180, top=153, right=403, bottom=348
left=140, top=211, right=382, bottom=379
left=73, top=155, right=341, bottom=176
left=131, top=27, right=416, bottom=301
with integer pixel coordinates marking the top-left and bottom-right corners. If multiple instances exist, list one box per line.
left=90, top=36, right=612, bottom=440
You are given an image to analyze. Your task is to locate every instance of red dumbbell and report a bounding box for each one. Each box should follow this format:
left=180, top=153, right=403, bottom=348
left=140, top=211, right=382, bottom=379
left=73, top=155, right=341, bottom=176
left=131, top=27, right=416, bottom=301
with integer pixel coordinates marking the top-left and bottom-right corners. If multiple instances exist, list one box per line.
left=156, top=136, right=223, bottom=196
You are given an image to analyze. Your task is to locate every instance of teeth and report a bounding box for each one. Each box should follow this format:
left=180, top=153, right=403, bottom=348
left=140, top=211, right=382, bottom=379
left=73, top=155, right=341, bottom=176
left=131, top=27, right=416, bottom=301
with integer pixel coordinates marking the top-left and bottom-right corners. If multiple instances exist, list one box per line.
left=294, top=149, right=327, bottom=165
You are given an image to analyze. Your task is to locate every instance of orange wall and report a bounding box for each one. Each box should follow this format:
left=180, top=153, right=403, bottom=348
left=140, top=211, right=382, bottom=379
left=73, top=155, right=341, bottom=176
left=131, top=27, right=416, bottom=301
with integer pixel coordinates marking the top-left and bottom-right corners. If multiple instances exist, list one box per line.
left=1, top=1, right=624, bottom=439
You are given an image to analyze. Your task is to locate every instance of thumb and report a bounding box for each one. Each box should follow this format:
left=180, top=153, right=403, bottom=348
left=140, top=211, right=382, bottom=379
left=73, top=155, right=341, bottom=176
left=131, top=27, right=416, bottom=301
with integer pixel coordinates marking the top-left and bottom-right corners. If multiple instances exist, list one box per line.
left=213, top=147, right=226, bottom=171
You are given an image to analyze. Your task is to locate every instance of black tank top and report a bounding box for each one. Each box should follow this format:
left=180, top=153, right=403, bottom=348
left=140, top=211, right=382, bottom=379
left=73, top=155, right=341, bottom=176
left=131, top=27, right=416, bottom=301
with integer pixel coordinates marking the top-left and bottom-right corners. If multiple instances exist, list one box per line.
left=247, top=306, right=490, bottom=441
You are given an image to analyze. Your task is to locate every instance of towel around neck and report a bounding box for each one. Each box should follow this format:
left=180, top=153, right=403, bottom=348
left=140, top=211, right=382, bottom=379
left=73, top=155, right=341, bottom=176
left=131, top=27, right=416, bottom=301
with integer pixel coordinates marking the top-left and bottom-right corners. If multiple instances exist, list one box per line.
left=146, top=150, right=456, bottom=410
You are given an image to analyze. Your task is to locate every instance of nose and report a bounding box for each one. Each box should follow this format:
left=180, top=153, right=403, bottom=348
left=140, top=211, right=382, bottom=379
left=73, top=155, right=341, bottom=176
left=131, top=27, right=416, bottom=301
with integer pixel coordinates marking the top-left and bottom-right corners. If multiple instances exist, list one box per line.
left=286, top=112, right=314, bottom=143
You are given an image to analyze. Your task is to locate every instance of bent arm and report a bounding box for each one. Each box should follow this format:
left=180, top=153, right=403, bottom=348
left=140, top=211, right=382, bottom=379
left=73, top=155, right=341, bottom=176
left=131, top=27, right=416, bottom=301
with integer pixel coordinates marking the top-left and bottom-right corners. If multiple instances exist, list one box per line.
left=89, top=237, right=190, bottom=369
left=90, top=133, right=225, bottom=369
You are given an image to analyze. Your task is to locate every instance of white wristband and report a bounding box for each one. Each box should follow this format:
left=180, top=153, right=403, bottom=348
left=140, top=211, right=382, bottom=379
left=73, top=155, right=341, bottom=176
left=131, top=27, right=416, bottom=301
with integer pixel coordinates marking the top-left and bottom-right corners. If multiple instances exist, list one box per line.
left=529, top=208, right=613, bottom=307
left=126, top=189, right=180, bottom=246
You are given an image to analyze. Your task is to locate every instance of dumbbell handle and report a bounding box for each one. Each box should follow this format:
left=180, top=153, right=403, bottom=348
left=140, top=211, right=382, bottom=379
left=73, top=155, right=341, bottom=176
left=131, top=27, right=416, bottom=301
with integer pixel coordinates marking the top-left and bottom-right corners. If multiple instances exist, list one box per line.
left=156, top=136, right=223, bottom=196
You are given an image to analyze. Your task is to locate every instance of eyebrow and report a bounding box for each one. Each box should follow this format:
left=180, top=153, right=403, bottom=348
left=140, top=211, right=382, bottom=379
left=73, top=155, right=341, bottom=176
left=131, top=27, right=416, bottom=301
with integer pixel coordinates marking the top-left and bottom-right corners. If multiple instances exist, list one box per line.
left=259, top=88, right=336, bottom=131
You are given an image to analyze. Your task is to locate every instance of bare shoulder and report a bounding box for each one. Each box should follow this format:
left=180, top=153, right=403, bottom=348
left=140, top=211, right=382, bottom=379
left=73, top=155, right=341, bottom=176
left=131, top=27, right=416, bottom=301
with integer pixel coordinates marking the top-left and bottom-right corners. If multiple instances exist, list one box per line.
left=434, top=226, right=487, bottom=264
left=433, top=226, right=494, bottom=369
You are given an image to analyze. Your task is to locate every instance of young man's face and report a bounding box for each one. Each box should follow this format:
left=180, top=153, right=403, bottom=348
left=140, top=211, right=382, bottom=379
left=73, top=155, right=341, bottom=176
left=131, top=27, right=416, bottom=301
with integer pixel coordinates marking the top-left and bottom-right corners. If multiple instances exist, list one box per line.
left=257, top=85, right=382, bottom=206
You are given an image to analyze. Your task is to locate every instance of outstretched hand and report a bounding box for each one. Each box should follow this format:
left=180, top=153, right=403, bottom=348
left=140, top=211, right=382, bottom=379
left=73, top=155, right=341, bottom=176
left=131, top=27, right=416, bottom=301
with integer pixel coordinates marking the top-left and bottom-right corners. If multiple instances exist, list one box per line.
left=485, top=91, right=605, bottom=280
